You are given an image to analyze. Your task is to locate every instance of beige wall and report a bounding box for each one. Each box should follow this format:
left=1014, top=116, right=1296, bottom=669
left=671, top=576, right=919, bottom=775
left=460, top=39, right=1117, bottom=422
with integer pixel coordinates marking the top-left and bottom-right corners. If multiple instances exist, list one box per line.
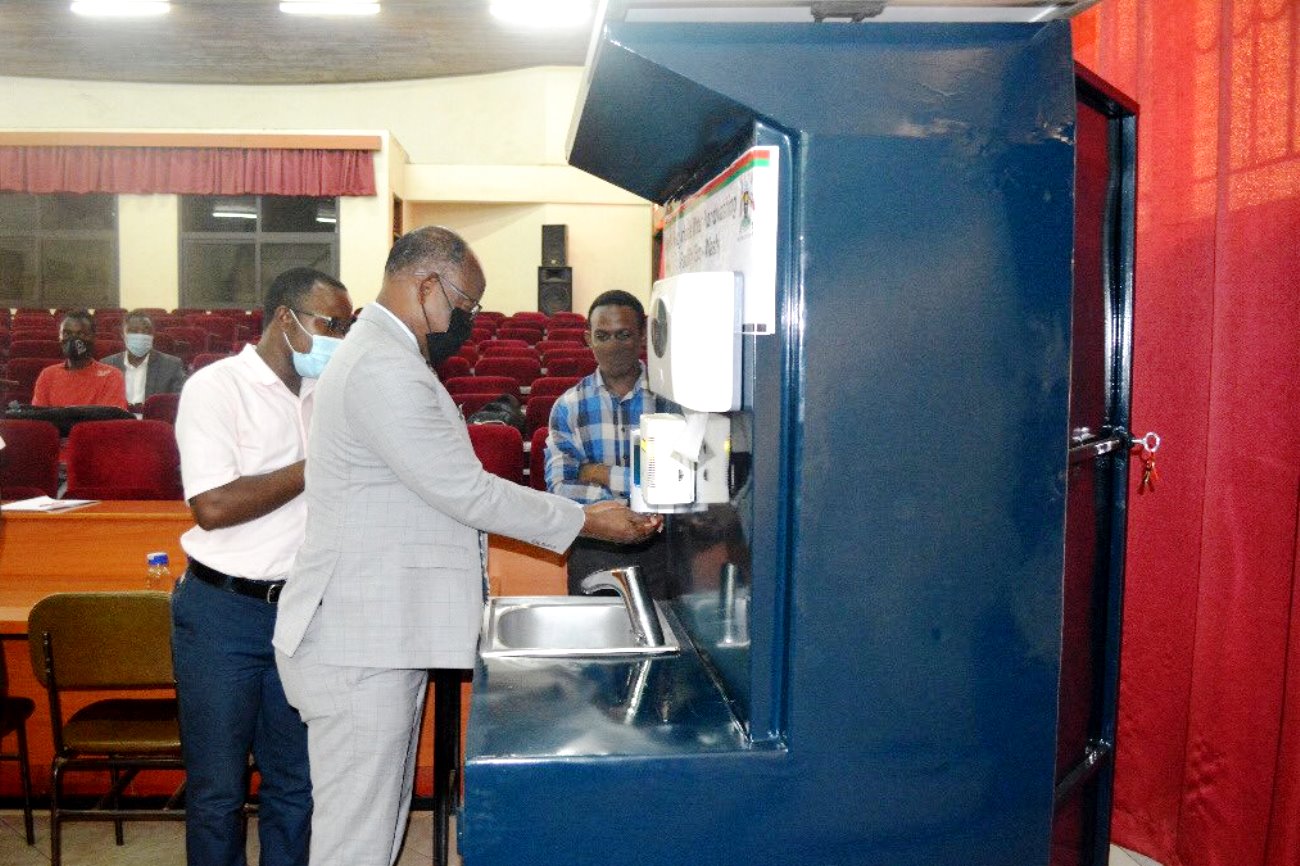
left=407, top=202, right=652, bottom=316
left=2, top=68, right=651, bottom=311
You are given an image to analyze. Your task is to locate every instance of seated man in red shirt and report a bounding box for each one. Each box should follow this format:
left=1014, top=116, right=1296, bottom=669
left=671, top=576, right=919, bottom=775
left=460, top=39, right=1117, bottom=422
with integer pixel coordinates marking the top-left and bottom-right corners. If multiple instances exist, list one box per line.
left=31, top=310, right=129, bottom=410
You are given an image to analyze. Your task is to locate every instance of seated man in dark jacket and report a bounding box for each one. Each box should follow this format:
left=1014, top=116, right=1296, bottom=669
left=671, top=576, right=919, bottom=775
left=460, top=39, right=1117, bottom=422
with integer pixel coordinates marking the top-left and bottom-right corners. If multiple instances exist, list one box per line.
left=101, top=309, right=187, bottom=411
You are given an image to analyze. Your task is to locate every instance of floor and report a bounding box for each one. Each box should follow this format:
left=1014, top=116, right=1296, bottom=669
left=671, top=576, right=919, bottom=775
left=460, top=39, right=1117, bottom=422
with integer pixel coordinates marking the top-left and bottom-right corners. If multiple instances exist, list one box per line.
left=0, top=809, right=1163, bottom=866
left=0, top=810, right=458, bottom=866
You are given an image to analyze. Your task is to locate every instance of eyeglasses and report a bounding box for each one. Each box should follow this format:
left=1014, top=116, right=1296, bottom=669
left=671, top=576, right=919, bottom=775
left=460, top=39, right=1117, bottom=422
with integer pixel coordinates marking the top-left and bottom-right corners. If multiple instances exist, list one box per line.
left=293, top=309, right=353, bottom=337
left=589, top=329, right=639, bottom=344
left=434, top=272, right=482, bottom=317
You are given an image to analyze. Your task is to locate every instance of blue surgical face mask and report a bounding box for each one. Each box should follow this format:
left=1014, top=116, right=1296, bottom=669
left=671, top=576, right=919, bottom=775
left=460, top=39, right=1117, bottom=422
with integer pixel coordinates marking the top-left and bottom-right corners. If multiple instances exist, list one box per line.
left=124, top=333, right=154, bottom=358
left=285, top=311, right=342, bottom=379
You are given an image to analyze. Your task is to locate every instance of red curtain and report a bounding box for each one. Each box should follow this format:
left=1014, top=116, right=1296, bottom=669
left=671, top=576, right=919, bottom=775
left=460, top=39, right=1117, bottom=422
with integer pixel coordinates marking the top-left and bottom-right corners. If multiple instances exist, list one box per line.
left=0, top=146, right=375, bottom=196
left=1074, top=3, right=1300, bottom=866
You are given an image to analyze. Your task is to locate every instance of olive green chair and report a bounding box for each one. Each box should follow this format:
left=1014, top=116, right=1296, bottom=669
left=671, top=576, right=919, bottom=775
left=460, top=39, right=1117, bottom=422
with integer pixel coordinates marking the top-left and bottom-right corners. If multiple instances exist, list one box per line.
left=28, top=592, right=185, bottom=866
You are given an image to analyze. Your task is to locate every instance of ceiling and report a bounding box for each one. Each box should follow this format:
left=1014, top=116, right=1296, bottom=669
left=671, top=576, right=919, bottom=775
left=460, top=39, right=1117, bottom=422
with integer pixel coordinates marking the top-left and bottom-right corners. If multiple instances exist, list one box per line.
left=0, top=1, right=592, bottom=86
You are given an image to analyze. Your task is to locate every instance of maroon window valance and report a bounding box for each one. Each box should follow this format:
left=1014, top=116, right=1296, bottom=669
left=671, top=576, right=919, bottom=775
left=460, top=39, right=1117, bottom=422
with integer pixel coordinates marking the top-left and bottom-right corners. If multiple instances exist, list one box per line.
left=0, top=146, right=376, bottom=196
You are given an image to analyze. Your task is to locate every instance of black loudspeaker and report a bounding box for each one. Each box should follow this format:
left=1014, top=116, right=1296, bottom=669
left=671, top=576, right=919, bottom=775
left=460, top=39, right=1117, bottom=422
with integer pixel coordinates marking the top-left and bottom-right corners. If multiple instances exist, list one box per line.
left=538, top=267, right=572, bottom=315
left=541, top=224, right=568, bottom=267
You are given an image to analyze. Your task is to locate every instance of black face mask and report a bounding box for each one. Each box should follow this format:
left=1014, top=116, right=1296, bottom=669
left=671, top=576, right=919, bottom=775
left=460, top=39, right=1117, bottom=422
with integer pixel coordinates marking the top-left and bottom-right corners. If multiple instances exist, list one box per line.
left=62, top=336, right=92, bottom=363
left=424, top=307, right=475, bottom=367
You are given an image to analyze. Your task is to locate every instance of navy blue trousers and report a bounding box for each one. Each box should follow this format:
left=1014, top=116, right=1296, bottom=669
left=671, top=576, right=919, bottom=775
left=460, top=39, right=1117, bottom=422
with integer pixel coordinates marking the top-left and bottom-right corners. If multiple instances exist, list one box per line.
left=171, top=571, right=312, bottom=866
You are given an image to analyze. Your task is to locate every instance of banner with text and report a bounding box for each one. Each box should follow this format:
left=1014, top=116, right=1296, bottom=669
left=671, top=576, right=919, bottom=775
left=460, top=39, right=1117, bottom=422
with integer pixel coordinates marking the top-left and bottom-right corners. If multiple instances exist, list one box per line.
left=660, top=146, right=779, bottom=334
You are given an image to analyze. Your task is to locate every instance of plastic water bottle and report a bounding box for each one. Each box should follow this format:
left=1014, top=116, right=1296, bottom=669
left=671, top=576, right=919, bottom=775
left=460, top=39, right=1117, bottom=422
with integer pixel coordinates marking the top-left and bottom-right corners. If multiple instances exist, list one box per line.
left=146, top=552, right=172, bottom=591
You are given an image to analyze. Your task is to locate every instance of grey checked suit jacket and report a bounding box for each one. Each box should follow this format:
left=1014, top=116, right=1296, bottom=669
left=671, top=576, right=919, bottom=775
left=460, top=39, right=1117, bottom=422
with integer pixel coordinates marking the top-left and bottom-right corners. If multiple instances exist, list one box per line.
left=101, top=350, right=188, bottom=399
left=273, top=304, right=585, bottom=669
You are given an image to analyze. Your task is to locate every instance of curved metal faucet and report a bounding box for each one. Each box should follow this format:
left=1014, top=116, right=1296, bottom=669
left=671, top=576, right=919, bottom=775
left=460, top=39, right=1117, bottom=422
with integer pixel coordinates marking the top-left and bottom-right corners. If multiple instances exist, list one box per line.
left=579, top=565, right=665, bottom=648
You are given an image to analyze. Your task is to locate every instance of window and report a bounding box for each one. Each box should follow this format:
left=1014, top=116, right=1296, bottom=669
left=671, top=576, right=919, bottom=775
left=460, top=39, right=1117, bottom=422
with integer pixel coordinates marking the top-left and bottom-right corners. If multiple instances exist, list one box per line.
left=0, top=193, right=118, bottom=308
left=180, top=195, right=338, bottom=309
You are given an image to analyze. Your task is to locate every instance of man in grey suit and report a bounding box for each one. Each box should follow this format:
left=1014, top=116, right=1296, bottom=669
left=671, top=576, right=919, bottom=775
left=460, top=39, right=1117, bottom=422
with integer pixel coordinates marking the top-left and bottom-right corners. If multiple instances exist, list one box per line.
left=273, top=226, right=660, bottom=866
left=101, top=309, right=187, bottom=410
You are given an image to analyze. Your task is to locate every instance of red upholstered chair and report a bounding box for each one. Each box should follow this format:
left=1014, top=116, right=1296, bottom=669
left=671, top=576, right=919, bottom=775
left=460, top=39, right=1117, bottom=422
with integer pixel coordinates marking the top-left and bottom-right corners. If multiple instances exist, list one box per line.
left=190, top=352, right=231, bottom=373
left=529, top=426, right=550, bottom=491
left=443, top=376, right=521, bottom=401
left=546, top=356, right=598, bottom=378
left=548, top=312, right=587, bottom=328
left=477, top=344, right=538, bottom=359
left=3, top=358, right=54, bottom=404
left=96, top=340, right=125, bottom=361
left=8, top=328, right=58, bottom=343
left=187, top=316, right=238, bottom=352
left=64, top=420, right=183, bottom=501
left=541, top=346, right=594, bottom=366
left=0, top=419, right=61, bottom=498
left=467, top=424, right=525, bottom=485
left=151, top=333, right=177, bottom=354
left=141, top=393, right=181, bottom=425
left=528, top=376, right=581, bottom=398
left=476, top=311, right=506, bottom=324
left=524, top=395, right=558, bottom=436
left=478, top=339, right=529, bottom=352
left=470, top=327, right=495, bottom=344
left=535, top=339, right=583, bottom=357
left=8, top=340, right=63, bottom=360
left=545, top=328, right=587, bottom=344
left=435, top=356, right=472, bottom=381
left=474, top=356, right=542, bottom=391
left=164, top=327, right=211, bottom=365
left=457, top=344, right=479, bottom=369
left=453, top=392, right=507, bottom=419
left=496, top=326, right=543, bottom=345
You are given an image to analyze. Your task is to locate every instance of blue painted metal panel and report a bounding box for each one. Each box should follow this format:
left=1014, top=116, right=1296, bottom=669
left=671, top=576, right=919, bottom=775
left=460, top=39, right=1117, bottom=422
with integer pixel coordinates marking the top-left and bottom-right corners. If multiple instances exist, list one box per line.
left=465, top=21, right=1076, bottom=866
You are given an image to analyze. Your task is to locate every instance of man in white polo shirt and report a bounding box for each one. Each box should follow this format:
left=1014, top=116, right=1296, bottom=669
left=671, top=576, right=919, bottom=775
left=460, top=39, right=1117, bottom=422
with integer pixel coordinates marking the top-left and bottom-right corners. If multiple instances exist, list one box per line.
left=173, top=267, right=353, bottom=866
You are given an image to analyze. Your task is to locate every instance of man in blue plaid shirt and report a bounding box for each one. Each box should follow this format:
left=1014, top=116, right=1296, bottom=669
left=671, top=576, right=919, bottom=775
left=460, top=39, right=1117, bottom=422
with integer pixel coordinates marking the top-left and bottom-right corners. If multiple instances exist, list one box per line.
left=545, top=290, right=674, bottom=594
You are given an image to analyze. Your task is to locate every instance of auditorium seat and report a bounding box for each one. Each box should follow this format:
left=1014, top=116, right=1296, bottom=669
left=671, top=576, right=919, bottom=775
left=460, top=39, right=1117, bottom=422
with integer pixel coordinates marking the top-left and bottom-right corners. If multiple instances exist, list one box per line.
left=64, top=420, right=183, bottom=501
left=0, top=419, right=61, bottom=498
left=443, top=375, right=520, bottom=401
left=548, top=312, right=587, bottom=328
left=190, top=352, right=231, bottom=373
left=435, top=356, right=472, bottom=381
left=478, top=339, right=530, bottom=353
left=477, top=344, right=538, bottom=359
left=467, top=424, right=525, bottom=485
left=527, top=376, right=581, bottom=398
left=7, top=340, right=63, bottom=360
left=474, top=356, right=542, bottom=391
left=496, top=326, right=543, bottom=345
left=453, top=392, right=508, bottom=420
left=3, top=358, right=52, bottom=404
left=546, top=356, right=598, bottom=378
left=8, top=328, right=57, bottom=343
left=96, top=340, right=125, bottom=360
left=529, top=426, right=549, bottom=491
left=545, top=328, right=587, bottom=344
left=524, top=395, right=558, bottom=436
left=141, top=393, right=181, bottom=425
left=535, top=339, right=583, bottom=356
left=186, top=315, right=238, bottom=351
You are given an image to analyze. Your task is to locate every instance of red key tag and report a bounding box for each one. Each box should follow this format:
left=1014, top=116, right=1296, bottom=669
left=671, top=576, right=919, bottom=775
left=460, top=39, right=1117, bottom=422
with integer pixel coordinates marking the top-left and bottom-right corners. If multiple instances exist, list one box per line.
left=1133, top=432, right=1161, bottom=495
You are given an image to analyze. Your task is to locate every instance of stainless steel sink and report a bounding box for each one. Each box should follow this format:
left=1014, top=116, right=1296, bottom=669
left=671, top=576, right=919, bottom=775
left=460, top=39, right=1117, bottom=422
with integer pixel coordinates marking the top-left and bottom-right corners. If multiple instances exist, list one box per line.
left=479, top=596, right=681, bottom=659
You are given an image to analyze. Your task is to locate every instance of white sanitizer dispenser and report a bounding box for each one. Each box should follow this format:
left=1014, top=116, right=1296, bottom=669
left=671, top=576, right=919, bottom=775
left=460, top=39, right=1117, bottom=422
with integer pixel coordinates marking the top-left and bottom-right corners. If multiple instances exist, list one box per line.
left=648, top=271, right=742, bottom=412
left=634, top=413, right=695, bottom=508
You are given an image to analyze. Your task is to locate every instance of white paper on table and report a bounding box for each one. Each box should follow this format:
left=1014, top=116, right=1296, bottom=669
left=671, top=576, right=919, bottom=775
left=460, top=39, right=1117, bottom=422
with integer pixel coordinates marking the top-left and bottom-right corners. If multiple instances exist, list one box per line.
left=1, top=495, right=100, bottom=513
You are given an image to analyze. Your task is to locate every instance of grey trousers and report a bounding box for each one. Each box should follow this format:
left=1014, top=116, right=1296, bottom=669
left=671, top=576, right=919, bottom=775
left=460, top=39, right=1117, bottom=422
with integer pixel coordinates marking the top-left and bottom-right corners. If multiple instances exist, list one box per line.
left=276, top=616, right=428, bottom=866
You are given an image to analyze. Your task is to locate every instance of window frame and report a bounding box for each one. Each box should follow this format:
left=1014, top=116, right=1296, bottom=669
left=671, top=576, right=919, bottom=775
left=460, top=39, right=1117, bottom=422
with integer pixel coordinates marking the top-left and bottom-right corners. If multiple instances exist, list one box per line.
left=178, top=195, right=339, bottom=311
left=0, top=192, right=120, bottom=309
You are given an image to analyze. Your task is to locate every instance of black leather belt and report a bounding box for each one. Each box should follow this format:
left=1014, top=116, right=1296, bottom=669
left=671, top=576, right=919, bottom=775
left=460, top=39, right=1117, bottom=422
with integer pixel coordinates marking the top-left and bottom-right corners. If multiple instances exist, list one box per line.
left=187, top=559, right=285, bottom=604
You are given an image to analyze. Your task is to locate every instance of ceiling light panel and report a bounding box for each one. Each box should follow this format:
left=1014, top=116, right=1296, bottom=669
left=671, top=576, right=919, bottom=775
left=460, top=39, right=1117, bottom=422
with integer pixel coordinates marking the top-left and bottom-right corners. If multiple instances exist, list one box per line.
left=279, top=1, right=382, bottom=16
left=70, top=1, right=170, bottom=17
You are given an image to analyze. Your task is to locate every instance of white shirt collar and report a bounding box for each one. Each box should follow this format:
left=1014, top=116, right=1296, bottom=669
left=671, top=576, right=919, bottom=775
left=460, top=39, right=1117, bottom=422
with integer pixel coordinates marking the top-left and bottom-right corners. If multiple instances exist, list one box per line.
left=371, top=301, right=420, bottom=350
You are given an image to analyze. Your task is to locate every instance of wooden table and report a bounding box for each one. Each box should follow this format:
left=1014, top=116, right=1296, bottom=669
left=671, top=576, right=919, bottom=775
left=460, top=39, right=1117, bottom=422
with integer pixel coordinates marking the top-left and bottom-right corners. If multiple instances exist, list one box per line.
left=0, top=500, right=566, bottom=800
